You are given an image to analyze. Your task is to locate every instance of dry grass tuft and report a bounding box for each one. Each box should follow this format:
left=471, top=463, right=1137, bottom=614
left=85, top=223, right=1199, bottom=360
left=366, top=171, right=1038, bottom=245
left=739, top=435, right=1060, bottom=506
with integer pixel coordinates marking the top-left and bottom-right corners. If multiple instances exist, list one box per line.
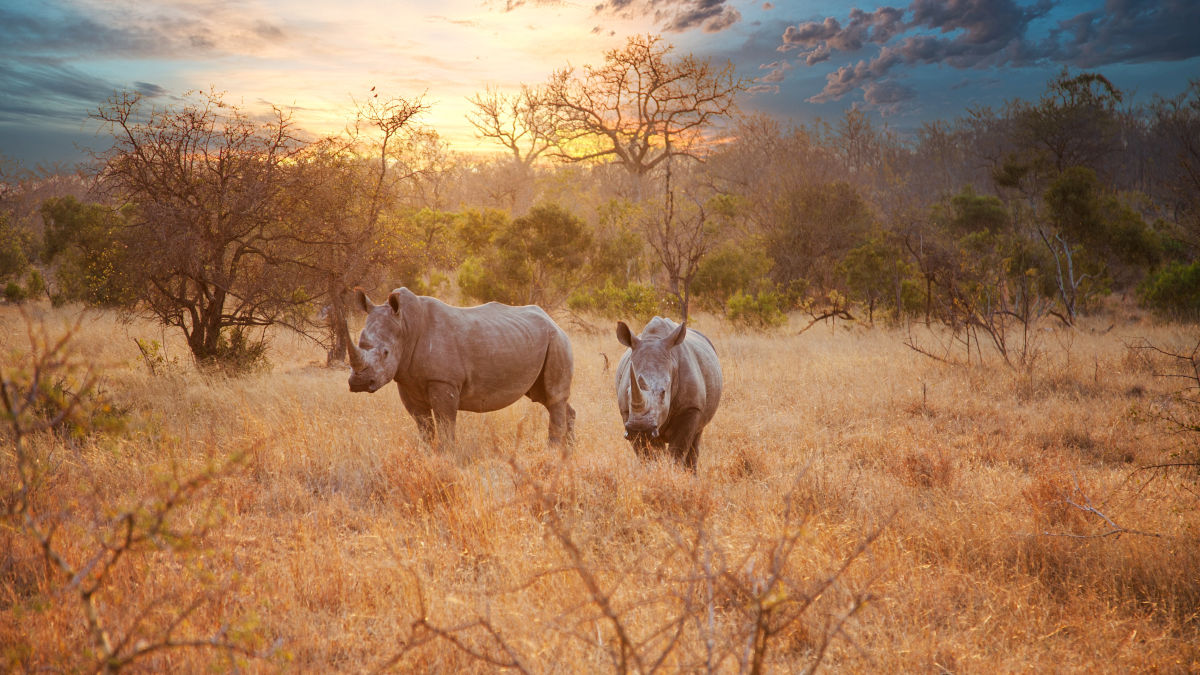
left=1023, top=470, right=1091, bottom=532
left=897, top=446, right=956, bottom=489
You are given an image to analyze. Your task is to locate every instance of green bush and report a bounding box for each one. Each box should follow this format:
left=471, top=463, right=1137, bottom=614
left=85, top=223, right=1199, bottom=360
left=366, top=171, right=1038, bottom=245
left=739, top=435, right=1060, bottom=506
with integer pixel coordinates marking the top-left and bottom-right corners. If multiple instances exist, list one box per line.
left=568, top=280, right=660, bottom=321
left=1138, top=261, right=1200, bottom=320
left=4, top=281, right=27, bottom=303
left=726, top=290, right=787, bottom=330
left=39, top=196, right=136, bottom=307
left=457, top=203, right=591, bottom=307
left=692, top=243, right=772, bottom=311
left=837, top=233, right=922, bottom=322
left=0, top=212, right=30, bottom=286
left=199, top=328, right=270, bottom=374
left=457, top=255, right=515, bottom=305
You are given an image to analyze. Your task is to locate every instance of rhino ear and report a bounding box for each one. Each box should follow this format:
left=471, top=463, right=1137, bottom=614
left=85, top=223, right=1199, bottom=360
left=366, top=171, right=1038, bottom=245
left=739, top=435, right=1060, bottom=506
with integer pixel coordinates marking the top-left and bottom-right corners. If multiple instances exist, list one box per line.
left=387, top=291, right=404, bottom=315
left=668, top=322, right=687, bottom=348
left=616, top=321, right=638, bottom=348
left=354, top=287, right=373, bottom=313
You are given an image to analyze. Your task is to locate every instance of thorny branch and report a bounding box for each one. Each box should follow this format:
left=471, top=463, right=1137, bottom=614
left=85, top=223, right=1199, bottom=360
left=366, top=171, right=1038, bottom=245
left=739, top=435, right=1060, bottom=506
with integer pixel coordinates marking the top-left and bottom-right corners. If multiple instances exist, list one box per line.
left=2, top=311, right=263, bottom=673
left=374, top=454, right=888, bottom=674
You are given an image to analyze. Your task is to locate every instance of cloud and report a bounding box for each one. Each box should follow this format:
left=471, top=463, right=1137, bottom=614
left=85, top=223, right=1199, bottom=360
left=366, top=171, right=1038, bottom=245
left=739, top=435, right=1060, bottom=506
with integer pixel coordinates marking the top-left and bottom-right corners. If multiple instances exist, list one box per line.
left=592, top=0, right=742, bottom=33
left=792, top=0, right=1047, bottom=102
left=252, top=20, right=287, bottom=41
left=757, top=60, right=791, bottom=84
left=782, top=7, right=905, bottom=54
left=1050, top=0, right=1200, bottom=66
left=861, top=79, right=915, bottom=115
left=0, top=4, right=174, bottom=59
left=491, top=0, right=565, bottom=9
left=134, top=81, right=168, bottom=98
left=0, top=2, right=301, bottom=63
left=0, top=60, right=118, bottom=123
left=776, top=0, right=1200, bottom=106
left=746, top=83, right=779, bottom=94
left=428, top=15, right=481, bottom=28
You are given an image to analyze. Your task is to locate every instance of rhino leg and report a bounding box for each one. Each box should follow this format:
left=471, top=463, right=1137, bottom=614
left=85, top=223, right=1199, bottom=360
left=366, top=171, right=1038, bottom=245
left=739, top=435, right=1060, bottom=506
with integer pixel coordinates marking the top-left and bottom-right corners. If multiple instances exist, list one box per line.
left=527, top=332, right=575, bottom=447
left=684, top=429, right=703, bottom=471
left=666, top=408, right=704, bottom=471
left=547, top=402, right=575, bottom=447
left=427, top=381, right=460, bottom=450
left=398, top=389, right=436, bottom=446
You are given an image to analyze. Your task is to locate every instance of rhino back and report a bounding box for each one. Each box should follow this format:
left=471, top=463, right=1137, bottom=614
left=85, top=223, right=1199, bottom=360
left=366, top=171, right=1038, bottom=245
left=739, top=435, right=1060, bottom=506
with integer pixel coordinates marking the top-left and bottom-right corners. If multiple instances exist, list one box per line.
left=411, top=299, right=565, bottom=412
left=673, top=329, right=722, bottom=423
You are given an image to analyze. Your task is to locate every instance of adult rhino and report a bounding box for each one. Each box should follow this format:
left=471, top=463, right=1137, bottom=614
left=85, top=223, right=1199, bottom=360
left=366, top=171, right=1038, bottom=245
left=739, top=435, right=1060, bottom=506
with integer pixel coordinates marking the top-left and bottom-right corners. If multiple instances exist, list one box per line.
left=615, top=317, right=722, bottom=470
left=339, top=288, right=576, bottom=448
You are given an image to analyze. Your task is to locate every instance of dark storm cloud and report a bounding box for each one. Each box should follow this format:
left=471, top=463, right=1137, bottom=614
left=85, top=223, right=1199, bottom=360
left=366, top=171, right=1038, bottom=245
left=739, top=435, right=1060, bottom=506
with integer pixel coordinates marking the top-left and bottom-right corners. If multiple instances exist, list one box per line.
left=1050, top=0, right=1200, bottom=66
left=0, top=5, right=163, bottom=58
left=0, top=2, right=295, bottom=65
left=661, top=0, right=742, bottom=32
left=0, top=0, right=303, bottom=147
left=592, top=0, right=742, bottom=33
left=771, top=0, right=1199, bottom=105
left=133, top=82, right=169, bottom=98
left=0, top=60, right=117, bottom=122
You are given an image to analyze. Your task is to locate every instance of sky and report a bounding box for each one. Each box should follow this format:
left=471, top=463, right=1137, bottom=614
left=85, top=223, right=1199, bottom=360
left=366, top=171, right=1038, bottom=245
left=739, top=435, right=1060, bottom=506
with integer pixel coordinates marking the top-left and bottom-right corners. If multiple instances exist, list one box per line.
left=1, top=0, right=1198, bottom=169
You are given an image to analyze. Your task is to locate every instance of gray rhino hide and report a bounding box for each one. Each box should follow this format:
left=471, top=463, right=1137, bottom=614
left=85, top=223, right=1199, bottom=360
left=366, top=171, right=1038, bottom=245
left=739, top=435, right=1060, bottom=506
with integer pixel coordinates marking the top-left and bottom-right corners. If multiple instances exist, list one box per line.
left=347, top=288, right=575, bottom=448
left=615, top=316, right=722, bottom=469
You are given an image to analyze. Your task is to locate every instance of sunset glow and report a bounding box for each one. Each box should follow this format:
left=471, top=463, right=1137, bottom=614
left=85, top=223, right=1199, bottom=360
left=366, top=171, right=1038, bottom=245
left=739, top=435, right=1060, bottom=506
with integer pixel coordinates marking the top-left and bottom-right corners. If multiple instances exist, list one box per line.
left=2, top=1, right=1198, bottom=166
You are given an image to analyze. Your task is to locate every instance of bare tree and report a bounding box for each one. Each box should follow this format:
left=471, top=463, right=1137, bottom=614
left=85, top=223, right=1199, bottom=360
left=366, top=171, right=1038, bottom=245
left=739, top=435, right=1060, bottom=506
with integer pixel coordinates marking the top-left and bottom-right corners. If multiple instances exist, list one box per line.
left=835, top=107, right=880, bottom=176
left=1147, top=79, right=1200, bottom=252
left=642, top=162, right=720, bottom=322
left=467, top=85, right=557, bottom=170
left=92, top=90, right=308, bottom=366
left=286, top=93, right=432, bottom=365
left=544, top=34, right=745, bottom=190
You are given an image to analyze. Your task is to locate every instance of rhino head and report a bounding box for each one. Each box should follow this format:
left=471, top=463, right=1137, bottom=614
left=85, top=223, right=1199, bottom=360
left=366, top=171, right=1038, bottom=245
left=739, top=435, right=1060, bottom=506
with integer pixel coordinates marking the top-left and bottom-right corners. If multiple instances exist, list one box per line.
left=617, top=320, right=687, bottom=441
left=343, top=288, right=406, bottom=393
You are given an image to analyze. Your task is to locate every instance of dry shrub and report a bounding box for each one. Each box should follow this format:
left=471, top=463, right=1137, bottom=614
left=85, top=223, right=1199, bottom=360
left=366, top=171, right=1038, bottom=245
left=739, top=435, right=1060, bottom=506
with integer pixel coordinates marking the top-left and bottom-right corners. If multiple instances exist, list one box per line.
left=896, top=447, right=955, bottom=489
left=714, top=442, right=773, bottom=480
left=640, top=464, right=714, bottom=518
left=382, top=449, right=464, bottom=512
left=1023, top=471, right=1089, bottom=532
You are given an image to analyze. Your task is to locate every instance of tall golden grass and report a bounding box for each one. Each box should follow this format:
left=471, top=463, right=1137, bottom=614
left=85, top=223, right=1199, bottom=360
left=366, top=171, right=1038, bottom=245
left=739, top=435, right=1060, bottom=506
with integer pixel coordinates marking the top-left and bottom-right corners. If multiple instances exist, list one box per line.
left=2, top=304, right=1198, bottom=672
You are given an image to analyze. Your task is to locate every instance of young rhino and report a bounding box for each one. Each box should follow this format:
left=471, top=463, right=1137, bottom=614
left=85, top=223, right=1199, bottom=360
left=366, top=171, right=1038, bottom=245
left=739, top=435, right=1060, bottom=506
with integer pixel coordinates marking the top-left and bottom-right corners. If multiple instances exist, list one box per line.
left=615, top=317, right=722, bottom=470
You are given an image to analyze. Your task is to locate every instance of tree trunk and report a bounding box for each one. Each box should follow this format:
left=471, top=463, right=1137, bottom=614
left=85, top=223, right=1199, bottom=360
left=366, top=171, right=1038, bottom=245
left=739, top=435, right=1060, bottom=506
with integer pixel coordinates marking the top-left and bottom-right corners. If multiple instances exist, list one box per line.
left=325, top=281, right=349, bottom=367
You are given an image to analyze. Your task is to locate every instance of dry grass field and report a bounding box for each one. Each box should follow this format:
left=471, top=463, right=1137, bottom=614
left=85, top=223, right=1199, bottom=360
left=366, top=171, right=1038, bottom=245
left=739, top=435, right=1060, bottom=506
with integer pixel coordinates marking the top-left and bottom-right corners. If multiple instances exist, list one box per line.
left=2, top=303, right=1198, bottom=673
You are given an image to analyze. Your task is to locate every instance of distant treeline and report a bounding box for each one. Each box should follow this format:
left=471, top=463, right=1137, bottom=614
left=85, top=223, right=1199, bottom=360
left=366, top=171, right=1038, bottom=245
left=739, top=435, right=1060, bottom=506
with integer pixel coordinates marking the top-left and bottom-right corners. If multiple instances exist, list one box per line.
left=1, top=35, right=1197, bottom=369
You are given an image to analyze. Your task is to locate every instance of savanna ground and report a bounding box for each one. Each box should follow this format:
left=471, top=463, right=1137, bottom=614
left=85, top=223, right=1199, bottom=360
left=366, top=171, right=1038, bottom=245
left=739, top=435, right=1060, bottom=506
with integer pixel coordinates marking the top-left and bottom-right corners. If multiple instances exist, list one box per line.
left=2, top=302, right=1199, bottom=673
